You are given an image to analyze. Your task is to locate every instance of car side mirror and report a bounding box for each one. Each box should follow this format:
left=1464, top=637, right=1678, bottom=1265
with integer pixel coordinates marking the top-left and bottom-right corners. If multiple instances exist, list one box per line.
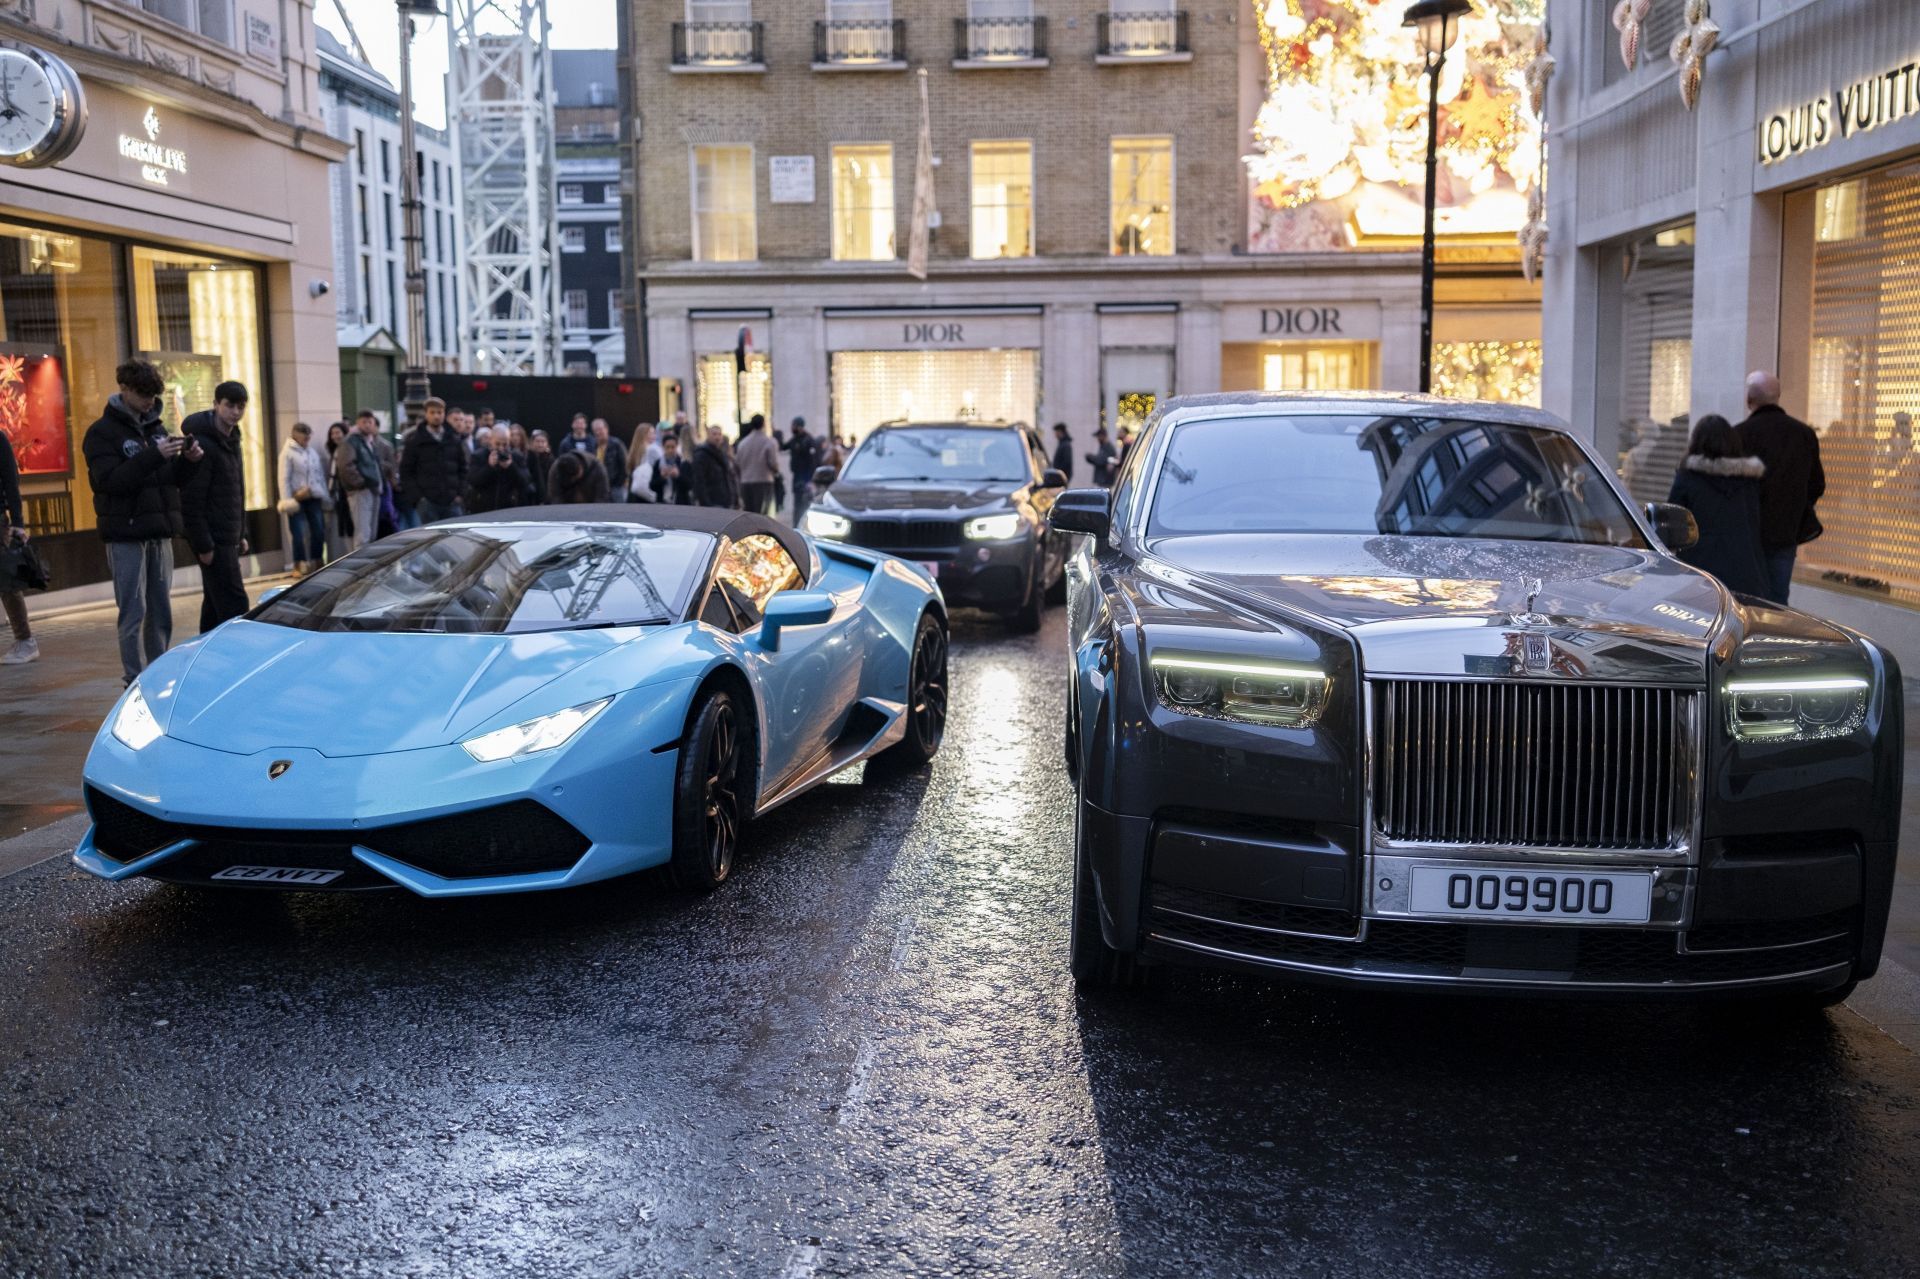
left=1050, top=487, right=1111, bottom=539
left=1645, top=502, right=1699, bottom=553
left=758, top=590, right=835, bottom=651
left=812, top=465, right=839, bottom=488
left=1039, top=468, right=1068, bottom=489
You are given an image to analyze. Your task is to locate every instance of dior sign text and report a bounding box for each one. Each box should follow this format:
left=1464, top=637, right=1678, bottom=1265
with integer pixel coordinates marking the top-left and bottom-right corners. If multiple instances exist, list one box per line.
left=1760, top=56, right=1920, bottom=165
left=904, top=322, right=964, bottom=343
left=1260, top=307, right=1345, bottom=336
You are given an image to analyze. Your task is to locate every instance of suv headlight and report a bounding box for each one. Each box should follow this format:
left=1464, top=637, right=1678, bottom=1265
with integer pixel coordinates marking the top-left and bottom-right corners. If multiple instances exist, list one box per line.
left=462, top=697, right=612, bottom=763
left=1725, top=676, right=1869, bottom=741
left=805, top=510, right=851, bottom=539
left=1149, top=654, right=1329, bottom=727
left=964, top=513, right=1023, bottom=540
left=111, top=684, right=165, bottom=751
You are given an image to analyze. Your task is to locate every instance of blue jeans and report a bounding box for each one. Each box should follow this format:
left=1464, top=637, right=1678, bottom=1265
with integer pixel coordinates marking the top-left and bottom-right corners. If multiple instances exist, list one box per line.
left=791, top=481, right=813, bottom=528
left=415, top=498, right=462, bottom=525
left=1765, top=546, right=1797, bottom=606
left=288, top=498, right=326, bottom=564
left=106, top=539, right=173, bottom=684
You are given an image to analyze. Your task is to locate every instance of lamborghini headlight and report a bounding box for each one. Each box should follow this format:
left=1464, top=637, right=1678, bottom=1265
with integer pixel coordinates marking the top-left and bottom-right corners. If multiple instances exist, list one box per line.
left=111, top=683, right=164, bottom=751
left=1725, top=676, right=1869, bottom=742
left=964, top=513, right=1023, bottom=540
left=462, top=697, right=612, bottom=763
left=1148, top=654, right=1329, bottom=728
left=806, top=510, right=851, bottom=539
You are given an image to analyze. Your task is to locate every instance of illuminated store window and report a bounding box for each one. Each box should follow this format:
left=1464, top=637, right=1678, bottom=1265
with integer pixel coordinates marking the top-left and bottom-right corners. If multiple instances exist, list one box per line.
left=1431, top=341, right=1543, bottom=407
left=1259, top=342, right=1374, bottom=391
left=970, top=141, right=1034, bottom=260
left=1612, top=221, right=1695, bottom=506
left=829, top=348, right=1038, bottom=441
left=1111, top=136, right=1173, bottom=257
left=696, top=351, right=771, bottom=433
left=692, top=145, right=756, bottom=263
left=0, top=223, right=120, bottom=534
left=1816, top=180, right=1863, bottom=242
left=832, top=143, right=896, bottom=262
left=130, top=246, right=268, bottom=510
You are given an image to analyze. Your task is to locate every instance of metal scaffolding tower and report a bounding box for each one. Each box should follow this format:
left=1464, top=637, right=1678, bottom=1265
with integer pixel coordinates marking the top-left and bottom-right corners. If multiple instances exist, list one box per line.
left=447, top=0, right=562, bottom=375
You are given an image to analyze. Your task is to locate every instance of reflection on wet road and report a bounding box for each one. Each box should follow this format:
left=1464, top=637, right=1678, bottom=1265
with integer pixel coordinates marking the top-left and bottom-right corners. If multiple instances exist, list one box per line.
left=2, top=609, right=1917, bottom=1277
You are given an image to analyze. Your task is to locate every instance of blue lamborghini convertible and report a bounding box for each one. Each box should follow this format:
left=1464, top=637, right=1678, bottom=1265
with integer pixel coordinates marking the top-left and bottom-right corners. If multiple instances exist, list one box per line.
left=74, top=506, right=948, bottom=896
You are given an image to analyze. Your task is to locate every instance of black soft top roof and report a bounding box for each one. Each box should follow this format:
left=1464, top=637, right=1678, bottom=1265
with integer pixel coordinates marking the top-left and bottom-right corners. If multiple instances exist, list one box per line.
left=454, top=504, right=810, bottom=569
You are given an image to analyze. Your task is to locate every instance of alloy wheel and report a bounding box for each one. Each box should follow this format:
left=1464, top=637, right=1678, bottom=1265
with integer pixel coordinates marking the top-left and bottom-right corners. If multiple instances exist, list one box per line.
left=911, top=627, right=949, bottom=751
left=704, top=701, right=740, bottom=878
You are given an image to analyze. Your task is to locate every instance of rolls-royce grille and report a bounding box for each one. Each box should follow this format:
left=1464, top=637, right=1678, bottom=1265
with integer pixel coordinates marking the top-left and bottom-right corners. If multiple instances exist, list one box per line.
left=1371, top=680, right=1697, bottom=851
left=846, top=519, right=962, bottom=551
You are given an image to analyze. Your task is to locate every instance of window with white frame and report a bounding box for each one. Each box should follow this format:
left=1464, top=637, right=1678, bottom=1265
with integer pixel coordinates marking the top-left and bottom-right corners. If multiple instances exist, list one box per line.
left=560, top=184, right=585, bottom=206
left=608, top=290, right=623, bottom=324
left=964, top=0, right=1037, bottom=59
left=564, top=290, right=589, bottom=329
left=1111, top=136, right=1173, bottom=257
left=560, top=226, right=586, bottom=253
left=605, top=225, right=623, bottom=253
left=970, top=140, right=1033, bottom=260
left=692, top=145, right=756, bottom=262
left=134, top=0, right=233, bottom=44
left=832, top=143, right=895, bottom=262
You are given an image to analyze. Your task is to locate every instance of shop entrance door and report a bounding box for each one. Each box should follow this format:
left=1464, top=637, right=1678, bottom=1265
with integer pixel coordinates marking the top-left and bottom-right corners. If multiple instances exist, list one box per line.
left=830, top=348, right=1038, bottom=443
left=1102, top=348, right=1172, bottom=437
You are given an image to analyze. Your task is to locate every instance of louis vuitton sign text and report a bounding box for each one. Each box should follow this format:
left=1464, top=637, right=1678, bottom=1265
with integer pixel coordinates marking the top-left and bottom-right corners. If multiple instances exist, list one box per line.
left=1759, top=56, right=1920, bottom=166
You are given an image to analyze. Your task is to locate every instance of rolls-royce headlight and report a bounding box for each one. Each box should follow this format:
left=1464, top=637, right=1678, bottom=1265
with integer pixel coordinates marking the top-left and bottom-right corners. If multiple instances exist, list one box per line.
left=462, top=698, right=612, bottom=763
left=964, top=513, right=1023, bottom=540
left=1725, top=676, right=1869, bottom=741
left=805, top=510, right=851, bottom=539
left=111, top=684, right=164, bottom=751
left=1148, top=655, right=1328, bottom=727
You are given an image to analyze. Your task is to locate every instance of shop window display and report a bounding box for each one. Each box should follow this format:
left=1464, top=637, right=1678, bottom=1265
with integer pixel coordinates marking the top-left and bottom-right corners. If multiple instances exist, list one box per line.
left=696, top=351, right=771, bottom=434
left=830, top=349, right=1038, bottom=442
left=1431, top=340, right=1543, bottom=408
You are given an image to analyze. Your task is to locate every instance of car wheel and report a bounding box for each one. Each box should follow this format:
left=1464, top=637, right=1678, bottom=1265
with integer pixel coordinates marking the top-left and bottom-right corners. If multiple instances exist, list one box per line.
left=670, top=689, right=746, bottom=891
left=1007, top=570, right=1044, bottom=633
left=878, top=613, right=948, bottom=770
left=1070, top=792, right=1141, bottom=990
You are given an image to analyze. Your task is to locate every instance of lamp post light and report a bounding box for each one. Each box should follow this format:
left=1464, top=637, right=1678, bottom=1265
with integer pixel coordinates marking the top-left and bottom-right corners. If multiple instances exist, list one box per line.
left=396, top=0, right=442, bottom=428
left=1403, top=0, right=1472, bottom=395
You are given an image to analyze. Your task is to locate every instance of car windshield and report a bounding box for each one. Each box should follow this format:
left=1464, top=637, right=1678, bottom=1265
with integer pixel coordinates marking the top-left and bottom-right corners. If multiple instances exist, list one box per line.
left=1146, top=414, right=1648, bottom=548
left=840, top=427, right=1030, bottom=483
left=250, top=524, right=710, bottom=633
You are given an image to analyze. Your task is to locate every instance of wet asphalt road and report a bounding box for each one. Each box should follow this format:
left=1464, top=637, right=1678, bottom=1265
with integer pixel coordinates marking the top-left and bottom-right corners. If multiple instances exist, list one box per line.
left=4, top=609, right=1920, bottom=1278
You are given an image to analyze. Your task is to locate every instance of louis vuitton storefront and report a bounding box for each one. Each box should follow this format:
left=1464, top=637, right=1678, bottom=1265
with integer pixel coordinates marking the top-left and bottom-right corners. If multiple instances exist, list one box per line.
left=0, top=22, right=343, bottom=603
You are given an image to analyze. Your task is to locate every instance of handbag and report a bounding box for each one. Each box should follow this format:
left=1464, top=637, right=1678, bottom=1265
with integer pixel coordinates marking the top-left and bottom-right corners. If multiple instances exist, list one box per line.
left=0, top=534, right=52, bottom=592
left=1798, top=508, right=1824, bottom=545
left=276, top=497, right=301, bottom=515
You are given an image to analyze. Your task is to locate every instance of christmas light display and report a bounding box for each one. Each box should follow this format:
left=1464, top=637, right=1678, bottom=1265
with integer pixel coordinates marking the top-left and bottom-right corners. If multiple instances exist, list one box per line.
left=1246, top=0, right=1544, bottom=253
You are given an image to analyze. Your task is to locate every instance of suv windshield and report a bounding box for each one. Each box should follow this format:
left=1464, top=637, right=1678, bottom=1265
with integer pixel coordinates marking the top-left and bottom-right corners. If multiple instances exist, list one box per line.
left=251, top=524, right=710, bottom=633
left=1147, top=414, right=1647, bottom=547
left=840, top=427, right=1031, bottom=484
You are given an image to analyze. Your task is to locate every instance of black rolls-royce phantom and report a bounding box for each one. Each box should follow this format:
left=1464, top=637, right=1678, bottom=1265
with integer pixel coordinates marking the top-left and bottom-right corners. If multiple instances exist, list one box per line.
left=1052, top=392, right=1901, bottom=1004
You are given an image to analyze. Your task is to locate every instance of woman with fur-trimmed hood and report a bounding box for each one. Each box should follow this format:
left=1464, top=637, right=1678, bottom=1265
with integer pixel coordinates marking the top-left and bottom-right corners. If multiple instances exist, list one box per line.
left=1666, top=414, right=1771, bottom=599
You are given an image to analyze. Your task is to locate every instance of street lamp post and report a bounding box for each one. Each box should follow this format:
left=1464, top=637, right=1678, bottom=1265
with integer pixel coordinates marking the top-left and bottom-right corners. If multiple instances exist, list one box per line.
left=1403, top=0, right=1472, bottom=395
left=396, top=0, right=442, bottom=429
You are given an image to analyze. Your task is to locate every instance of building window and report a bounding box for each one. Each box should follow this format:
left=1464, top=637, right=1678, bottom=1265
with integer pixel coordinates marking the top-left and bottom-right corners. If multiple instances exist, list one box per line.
left=604, top=225, right=623, bottom=253
left=360, top=256, right=373, bottom=323
left=831, top=143, right=895, bottom=262
left=136, top=0, right=233, bottom=45
left=970, top=140, right=1033, bottom=260
left=560, top=226, right=586, bottom=253
left=383, top=193, right=395, bottom=251
left=564, top=290, right=589, bottom=328
left=697, top=350, right=771, bottom=432
left=560, top=184, right=585, bottom=206
left=354, top=129, right=366, bottom=175
left=380, top=139, right=392, bottom=183
left=821, top=0, right=896, bottom=63
left=1111, top=135, right=1173, bottom=257
left=431, top=160, right=441, bottom=202
left=691, top=144, right=756, bottom=262
left=387, top=261, right=398, bottom=331
left=356, top=187, right=370, bottom=247
left=608, top=289, right=623, bottom=325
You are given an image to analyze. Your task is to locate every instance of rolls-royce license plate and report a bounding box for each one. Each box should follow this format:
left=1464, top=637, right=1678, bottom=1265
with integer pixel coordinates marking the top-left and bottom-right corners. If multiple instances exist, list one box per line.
left=1407, top=866, right=1654, bottom=924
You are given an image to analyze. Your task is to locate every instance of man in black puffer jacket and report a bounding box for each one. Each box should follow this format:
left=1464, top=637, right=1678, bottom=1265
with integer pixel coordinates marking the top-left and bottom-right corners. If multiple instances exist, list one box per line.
left=400, top=396, right=466, bottom=523
left=179, top=381, right=252, bottom=633
left=83, top=359, right=200, bottom=685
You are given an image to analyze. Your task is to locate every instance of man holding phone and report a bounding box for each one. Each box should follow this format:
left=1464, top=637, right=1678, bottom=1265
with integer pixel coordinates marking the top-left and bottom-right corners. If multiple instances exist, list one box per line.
left=179, top=381, right=252, bottom=632
left=83, top=359, right=201, bottom=685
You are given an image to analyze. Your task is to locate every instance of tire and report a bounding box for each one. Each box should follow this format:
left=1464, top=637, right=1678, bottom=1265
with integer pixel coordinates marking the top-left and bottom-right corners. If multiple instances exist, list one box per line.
left=1069, top=793, right=1141, bottom=990
left=877, top=613, right=948, bottom=770
left=1007, top=567, right=1044, bottom=633
left=669, top=689, right=747, bottom=891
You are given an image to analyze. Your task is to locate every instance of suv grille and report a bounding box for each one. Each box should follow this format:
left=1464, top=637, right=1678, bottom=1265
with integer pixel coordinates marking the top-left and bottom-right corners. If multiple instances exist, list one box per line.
left=846, top=518, right=963, bottom=552
left=1372, top=680, right=1697, bottom=851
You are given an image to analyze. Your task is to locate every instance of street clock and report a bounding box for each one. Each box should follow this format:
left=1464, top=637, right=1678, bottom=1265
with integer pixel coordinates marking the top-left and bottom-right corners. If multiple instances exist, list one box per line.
left=0, top=42, right=87, bottom=168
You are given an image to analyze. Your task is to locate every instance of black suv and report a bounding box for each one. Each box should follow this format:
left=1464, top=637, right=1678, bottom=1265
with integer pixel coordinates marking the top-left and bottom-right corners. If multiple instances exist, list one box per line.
left=807, top=422, right=1069, bottom=631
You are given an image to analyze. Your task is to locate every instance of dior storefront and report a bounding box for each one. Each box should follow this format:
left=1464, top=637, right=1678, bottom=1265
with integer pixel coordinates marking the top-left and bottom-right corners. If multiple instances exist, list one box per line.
left=1543, top=0, right=1920, bottom=605
left=646, top=254, right=1536, bottom=453
left=0, top=9, right=343, bottom=602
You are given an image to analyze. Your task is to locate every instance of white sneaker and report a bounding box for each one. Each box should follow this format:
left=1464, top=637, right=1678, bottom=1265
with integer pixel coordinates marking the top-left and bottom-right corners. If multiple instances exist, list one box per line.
left=1, top=638, right=39, bottom=665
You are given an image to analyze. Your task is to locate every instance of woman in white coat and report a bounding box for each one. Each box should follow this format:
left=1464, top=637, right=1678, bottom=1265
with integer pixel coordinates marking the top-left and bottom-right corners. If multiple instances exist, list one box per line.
left=278, top=422, right=333, bottom=575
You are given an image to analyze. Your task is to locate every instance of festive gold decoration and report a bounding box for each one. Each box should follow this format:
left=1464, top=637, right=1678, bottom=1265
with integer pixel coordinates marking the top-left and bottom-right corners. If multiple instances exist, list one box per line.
left=1613, top=0, right=1652, bottom=72
left=1670, top=0, right=1719, bottom=110
left=1246, top=0, right=1544, bottom=252
left=1517, top=24, right=1553, bottom=282
left=1432, top=340, right=1544, bottom=406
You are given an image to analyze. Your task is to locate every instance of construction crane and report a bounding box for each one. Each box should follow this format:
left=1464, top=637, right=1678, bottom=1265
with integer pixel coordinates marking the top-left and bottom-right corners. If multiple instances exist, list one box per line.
left=446, top=0, right=562, bottom=376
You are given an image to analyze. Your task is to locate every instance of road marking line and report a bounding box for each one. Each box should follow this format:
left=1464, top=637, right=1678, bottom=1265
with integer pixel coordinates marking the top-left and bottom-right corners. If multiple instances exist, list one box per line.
left=836, top=1039, right=878, bottom=1127
left=887, top=916, right=916, bottom=972
left=777, top=1241, right=823, bottom=1279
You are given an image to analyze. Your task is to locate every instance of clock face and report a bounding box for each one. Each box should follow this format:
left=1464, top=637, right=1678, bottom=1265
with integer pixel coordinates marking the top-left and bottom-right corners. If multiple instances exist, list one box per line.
left=0, top=47, right=59, bottom=161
